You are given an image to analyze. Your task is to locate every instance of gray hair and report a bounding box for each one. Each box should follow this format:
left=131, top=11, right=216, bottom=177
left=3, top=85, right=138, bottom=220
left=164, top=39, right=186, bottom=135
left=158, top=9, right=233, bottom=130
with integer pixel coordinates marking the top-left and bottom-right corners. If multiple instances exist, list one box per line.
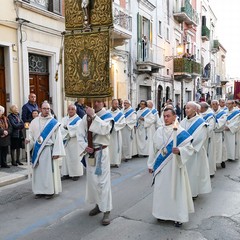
left=0, top=105, right=5, bottom=114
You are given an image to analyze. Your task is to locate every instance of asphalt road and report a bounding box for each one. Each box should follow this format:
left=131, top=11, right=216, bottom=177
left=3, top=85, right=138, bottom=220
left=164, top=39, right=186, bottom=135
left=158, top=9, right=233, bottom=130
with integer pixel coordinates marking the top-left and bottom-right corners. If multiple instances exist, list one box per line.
left=0, top=157, right=240, bottom=240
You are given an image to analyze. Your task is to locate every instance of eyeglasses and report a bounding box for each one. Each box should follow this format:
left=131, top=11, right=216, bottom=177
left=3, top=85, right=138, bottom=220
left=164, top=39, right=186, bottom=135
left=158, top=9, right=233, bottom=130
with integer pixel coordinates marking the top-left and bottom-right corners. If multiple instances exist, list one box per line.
left=42, top=108, right=50, bottom=110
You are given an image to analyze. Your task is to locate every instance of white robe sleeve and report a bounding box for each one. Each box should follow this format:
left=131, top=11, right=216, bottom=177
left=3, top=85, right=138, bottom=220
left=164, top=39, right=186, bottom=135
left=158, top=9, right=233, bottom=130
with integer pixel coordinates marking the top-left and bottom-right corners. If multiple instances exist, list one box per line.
left=89, top=116, right=112, bottom=135
left=114, top=116, right=126, bottom=131
left=77, top=116, right=88, bottom=155
left=144, top=113, right=155, bottom=128
left=68, top=119, right=81, bottom=138
left=52, top=127, right=66, bottom=157
left=226, top=116, right=240, bottom=134
left=126, top=113, right=137, bottom=130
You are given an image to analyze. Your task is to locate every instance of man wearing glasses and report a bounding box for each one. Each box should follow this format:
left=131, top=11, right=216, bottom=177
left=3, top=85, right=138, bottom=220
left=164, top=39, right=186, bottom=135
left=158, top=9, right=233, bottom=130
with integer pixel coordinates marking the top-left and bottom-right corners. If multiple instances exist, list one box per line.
left=26, top=102, right=65, bottom=199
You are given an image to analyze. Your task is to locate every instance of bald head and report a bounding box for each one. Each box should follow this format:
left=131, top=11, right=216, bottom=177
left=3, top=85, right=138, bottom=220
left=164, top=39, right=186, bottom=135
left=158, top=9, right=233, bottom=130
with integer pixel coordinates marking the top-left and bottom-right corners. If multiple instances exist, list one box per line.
left=199, top=102, right=209, bottom=113
left=185, top=101, right=197, bottom=118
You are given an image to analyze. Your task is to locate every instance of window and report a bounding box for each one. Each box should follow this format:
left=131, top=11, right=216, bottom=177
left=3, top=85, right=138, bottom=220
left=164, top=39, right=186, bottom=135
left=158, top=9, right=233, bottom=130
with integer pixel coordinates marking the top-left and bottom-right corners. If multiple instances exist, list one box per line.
left=23, top=0, right=62, bottom=15
left=158, top=21, right=162, bottom=36
left=166, top=28, right=170, bottom=41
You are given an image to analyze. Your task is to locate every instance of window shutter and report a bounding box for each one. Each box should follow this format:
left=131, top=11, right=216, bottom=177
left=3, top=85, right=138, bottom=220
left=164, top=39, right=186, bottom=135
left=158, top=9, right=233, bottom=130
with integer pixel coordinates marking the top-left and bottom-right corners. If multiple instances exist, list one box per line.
left=137, top=13, right=143, bottom=60
left=49, top=0, right=61, bottom=15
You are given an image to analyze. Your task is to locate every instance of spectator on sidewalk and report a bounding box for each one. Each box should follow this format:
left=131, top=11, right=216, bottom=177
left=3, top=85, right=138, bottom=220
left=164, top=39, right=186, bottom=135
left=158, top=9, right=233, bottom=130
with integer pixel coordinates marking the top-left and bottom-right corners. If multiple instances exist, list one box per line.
left=8, top=105, right=25, bottom=166
left=0, top=106, right=12, bottom=168
left=21, top=93, right=38, bottom=123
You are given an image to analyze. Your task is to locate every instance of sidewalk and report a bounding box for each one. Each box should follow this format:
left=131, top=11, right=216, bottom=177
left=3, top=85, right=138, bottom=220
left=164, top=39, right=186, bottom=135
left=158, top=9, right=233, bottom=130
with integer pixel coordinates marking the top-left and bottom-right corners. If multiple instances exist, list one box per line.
left=0, top=162, right=30, bottom=187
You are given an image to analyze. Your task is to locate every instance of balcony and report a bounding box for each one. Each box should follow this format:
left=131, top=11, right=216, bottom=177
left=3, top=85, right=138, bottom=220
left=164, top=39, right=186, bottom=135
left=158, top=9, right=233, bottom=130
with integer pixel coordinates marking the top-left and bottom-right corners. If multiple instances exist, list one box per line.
left=112, top=3, right=132, bottom=47
left=173, top=0, right=198, bottom=26
left=201, top=26, right=210, bottom=41
left=136, top=42, right=164, bottom=72
left=174, top=58, right=201, bottom=80
left=212, top=40, right=220, bottom=53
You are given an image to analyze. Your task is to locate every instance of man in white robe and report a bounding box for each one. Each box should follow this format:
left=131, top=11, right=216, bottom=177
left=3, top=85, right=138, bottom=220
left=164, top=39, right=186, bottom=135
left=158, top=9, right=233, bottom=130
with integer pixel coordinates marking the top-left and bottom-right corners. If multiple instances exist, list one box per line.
left=121, top=100, right=137, bottom=162
left=61, top=104, right=83, bottom=181
left=180, top=101, right=211, bottom=198
left=27, top=102, right=65, bottom=199
left=211, top=100, right=227, bottom=168
left=219, top=98, right=228, bottom=111
left=148, top=108, right=194, bottom=226
left=224, top=100, right=240, bottom=161
left=136, top=100, right=155, bottom=156
left=77, top=99, right=113, bottom=226
left=109, top=99, right=126, bottom=167
left=199, top=102, right=216, bottom=177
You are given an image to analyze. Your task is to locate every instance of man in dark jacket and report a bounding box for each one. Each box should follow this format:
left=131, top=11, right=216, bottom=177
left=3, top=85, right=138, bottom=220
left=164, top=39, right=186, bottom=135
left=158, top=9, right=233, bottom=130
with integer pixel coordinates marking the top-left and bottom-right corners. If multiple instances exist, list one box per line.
left=75, top=98, right=86, bottom=118
left=21, top=93, right=38, bottom=123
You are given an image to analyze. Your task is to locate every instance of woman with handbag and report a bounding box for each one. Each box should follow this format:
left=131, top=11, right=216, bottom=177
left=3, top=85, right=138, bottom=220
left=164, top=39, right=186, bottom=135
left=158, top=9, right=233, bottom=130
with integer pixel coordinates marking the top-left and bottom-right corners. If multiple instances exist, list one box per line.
left=0, top=105, right=12, bottom=168
left=8, top=105, right=24, bottom=166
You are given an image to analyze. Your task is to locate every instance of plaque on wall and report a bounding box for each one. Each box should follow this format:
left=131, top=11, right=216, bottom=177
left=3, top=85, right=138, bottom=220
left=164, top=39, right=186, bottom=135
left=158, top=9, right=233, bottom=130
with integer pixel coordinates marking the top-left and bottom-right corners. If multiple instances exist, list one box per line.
left=64, top=30, right=111, bottom=98
left=65, top=0, right=113, bottom=30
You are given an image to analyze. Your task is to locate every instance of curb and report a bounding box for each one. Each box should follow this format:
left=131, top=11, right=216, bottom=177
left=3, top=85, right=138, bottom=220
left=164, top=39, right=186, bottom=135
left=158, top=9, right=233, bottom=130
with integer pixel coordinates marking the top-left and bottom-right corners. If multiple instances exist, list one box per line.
left=0, top=173, right=28, bottom=187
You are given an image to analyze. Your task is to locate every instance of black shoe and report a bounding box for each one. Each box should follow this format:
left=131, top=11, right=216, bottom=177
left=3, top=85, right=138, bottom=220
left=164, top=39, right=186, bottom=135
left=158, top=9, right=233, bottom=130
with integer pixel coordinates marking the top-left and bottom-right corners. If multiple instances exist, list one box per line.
left=221, top=162, right=226, bottom=168
left=174, top=221, right=182, bottom=227
left=210, top=174, right=215, bottom=178
left=17, top=161, right=23, bottom=165
left=72, top=176, right=79, bottom=181
left=1, top=165, right=10, bottom=168
left=35, top=194, right=45, bottom=199
left=89, top=205, right=101, bottom=216
left=61, top=175, right=70, bottom=180
left=12, top=162, right=18, bottom=166
left=192, top=195, right=198, bottom=200
left=45, top=194, right=54, bottom=199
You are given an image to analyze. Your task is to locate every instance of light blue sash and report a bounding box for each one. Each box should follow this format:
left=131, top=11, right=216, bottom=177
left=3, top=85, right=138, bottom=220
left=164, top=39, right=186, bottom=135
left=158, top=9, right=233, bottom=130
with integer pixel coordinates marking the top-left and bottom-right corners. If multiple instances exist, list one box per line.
left=32, top=118, right=59, bottom=167
left=227, top=110, right=240, bottom=121
left=215, top=110, right=226, bottom=123
left=69, top=116, right=81, bottom=125
left=187, top=118, right=205, bottom=135
left=203, top=112, right=214, bottom=121
left=153, top=130, right=191, bottom=178
left=151, top=108, right=158, bottom=115
left=63, top=116, right=81, bottom=145
left=136, top=108, right=150, bottom=127
left=124, top=108, right=134, bottom=118
left=114, top=111, right=124, bottom=123
left=100, top=112, right=113, bottom=121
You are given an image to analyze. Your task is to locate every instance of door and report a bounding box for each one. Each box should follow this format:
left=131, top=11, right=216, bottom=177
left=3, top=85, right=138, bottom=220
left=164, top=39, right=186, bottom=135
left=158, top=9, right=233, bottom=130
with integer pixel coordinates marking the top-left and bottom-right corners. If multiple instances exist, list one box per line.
left=0, top=47, right=6, bottom=111
left=29, top=74, right=49, bottom=107
left=29, top=53, right=49, bottom=107
left=157, top=85, right=163, bottom=114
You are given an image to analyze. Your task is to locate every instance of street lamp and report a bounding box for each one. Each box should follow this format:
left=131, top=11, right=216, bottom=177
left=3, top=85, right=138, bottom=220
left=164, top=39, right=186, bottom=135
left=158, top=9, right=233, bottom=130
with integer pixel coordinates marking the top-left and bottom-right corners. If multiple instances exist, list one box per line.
left=165, top=44, right=184, bottom=62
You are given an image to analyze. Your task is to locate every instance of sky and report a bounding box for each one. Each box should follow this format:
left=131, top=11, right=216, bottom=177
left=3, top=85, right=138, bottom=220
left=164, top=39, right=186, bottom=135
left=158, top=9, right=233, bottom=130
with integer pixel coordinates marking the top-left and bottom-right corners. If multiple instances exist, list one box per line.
left=209, top=0, right=240, bottom=78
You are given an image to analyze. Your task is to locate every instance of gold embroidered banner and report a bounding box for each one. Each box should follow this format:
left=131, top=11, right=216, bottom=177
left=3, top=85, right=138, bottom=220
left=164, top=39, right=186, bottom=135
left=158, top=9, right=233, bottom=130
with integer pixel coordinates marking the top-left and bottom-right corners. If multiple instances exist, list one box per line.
left=64, top=30, right=111, bottom=98
left=65, top=0, right=113, bottom=30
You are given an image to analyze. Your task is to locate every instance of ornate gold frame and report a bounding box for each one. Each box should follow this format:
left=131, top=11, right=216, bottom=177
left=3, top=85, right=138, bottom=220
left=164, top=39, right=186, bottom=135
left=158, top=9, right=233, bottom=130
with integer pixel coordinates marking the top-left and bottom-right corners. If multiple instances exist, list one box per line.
left=64, top=30, right=111, bottom=98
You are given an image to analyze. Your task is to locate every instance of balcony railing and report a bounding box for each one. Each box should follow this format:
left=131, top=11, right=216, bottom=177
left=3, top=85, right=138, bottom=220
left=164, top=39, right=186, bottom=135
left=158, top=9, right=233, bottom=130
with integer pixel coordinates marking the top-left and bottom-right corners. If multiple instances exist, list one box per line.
left=174, top=0, right=198, bottom=25
left=174, top=58, right=201, bottom=79
left=202, top=26, right=210, bottom=41
left=113, top=3, right=132, bottom=32
left=136, top=42, right=164, bottom=72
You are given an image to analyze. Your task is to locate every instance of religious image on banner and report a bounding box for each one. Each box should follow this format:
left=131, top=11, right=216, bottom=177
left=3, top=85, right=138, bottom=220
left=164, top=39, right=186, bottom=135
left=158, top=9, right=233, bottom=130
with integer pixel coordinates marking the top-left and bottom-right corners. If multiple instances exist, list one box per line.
left=64, top=30, right=111, bottom=98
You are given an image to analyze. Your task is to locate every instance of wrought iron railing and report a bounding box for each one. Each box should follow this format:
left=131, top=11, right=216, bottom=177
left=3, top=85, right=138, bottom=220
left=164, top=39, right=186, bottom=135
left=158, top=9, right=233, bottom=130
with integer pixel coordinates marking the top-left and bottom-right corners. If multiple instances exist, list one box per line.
left=202, top=26, right=210, bottom=39
left=113, top=4, right=132, bottom=32
left=174, top=58, right=201, bottom=75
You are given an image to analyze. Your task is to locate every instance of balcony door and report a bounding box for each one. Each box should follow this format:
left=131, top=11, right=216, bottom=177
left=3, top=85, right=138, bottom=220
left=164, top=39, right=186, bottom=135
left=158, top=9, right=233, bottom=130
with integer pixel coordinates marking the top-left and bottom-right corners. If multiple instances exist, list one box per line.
left=0, top=47, right=6, bottom=111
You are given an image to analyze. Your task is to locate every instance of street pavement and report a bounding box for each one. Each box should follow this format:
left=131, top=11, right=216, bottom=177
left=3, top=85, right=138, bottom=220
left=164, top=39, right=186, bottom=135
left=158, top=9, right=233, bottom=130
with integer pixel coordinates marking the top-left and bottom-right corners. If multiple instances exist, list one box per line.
left=0, top=157, right=240, bottom=240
